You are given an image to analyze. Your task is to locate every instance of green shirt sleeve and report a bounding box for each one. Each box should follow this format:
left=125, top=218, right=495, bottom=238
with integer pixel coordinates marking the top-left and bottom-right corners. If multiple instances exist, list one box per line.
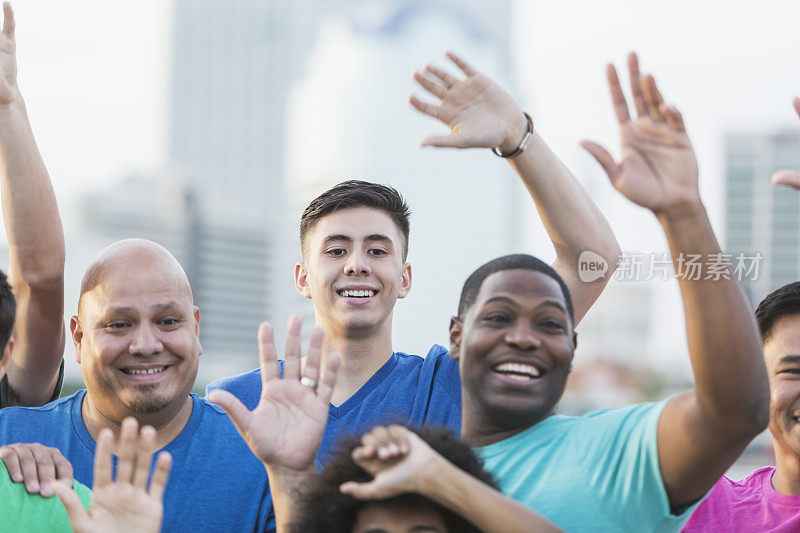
left=0, top=460, right=91, bottom=532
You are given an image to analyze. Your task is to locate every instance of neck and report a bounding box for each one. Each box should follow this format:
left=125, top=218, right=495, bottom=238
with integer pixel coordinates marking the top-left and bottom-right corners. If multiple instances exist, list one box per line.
left=319, top=315, right=394, bottom=406
left=81, top=392, right=194, bottom=450
left=772, top=440, right=800, bottom=495
left=460, top=399, right=553, bottom=448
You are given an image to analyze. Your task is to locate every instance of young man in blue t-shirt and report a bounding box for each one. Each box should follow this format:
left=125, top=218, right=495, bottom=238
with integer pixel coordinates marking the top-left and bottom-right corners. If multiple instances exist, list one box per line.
left=0, top=239, right=275, bottom=531
left=207, top=51, right=621, bottom=465
left=446, top=53, right=770, bottom=531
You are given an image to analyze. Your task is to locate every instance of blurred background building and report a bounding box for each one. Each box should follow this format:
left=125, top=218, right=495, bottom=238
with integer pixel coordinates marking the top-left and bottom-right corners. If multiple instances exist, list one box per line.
left=725, top=130, right=800, bottom=305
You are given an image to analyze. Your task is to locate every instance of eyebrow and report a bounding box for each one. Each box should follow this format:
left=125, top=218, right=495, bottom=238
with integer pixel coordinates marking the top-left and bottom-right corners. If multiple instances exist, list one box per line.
left=104, top=301, right=184, bottom=316
left=321, top=234, right=394, bottom=246
left=482, top=296, right=567, bottom=314
left=778, top=354, right=800, bottom=365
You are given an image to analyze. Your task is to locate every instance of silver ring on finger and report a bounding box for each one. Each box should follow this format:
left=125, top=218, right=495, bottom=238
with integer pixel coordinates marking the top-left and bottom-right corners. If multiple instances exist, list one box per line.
left=300, top=376, right=318, bottom=390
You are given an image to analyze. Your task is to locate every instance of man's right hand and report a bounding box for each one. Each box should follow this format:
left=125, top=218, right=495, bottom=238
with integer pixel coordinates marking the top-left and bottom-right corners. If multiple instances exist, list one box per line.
left=0, top=442, right=73, bottom=496
left=772, top=97, right=800, bottom=190
left=208, top=316, right=340, bottom=474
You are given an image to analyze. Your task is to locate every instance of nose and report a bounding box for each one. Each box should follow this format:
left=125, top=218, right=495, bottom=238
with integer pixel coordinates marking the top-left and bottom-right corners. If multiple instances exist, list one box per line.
left=504, top=321, right=541, bottom=351
left=129, top=323, right=164, bottom=356
left=344, top=249, right=372, bottom=276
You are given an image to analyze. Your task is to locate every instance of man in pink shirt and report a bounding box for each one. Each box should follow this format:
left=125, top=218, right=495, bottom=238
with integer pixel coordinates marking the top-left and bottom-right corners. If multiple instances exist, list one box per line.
left=683, top=98, right=800, bottom=533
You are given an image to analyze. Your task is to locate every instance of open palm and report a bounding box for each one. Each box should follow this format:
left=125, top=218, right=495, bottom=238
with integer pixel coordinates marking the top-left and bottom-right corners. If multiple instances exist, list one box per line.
left=209, top=317, right=340, bottom=471
left=52, top=419, right=171, bottom=533
left=582, top=53, right=700, bottom=215
left=410, top=51, right=524, bottom=150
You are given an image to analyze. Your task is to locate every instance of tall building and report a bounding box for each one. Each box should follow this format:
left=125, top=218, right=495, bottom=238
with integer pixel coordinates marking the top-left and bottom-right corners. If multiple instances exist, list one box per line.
left=283, top=0, right=518, bottom=355
left=725, top=130, right=800, bottom=304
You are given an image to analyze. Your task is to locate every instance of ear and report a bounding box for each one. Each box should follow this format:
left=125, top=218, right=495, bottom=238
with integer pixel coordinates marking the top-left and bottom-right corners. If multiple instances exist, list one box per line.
left=397, top=263, right=412, bottom=299
left=193, top=306, right=203, bottom=356
left=449, top=316, right=462, bottom=361
left=294, top=261, right=312, bottom=300
left=0, top=337, right=13, bottom=381
left=70, top=316, right=83, bottom=364
left=572, top=331, right=578, bottom=351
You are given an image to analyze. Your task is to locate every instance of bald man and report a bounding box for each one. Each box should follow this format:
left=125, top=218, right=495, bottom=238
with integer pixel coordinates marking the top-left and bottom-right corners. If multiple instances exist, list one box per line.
left=0, top=239, right=275, bottom=531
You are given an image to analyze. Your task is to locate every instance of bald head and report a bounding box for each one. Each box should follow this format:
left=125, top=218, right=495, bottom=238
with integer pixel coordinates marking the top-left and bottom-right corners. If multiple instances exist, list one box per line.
left=79, top=239, right=192, bottom=315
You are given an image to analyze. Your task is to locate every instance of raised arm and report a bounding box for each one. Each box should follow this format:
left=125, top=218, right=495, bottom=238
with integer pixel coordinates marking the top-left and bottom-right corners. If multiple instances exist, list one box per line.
left=410, top=51, right=620, bottom=324
left=0, top=2, right=66, bottom=406
left=208, top=316, right=340, bottom=533
left=771, top=97, right=800, bottom=190
left=341, top=425, right=562, bottom=533
left=583, top=53, right=769, bottom=508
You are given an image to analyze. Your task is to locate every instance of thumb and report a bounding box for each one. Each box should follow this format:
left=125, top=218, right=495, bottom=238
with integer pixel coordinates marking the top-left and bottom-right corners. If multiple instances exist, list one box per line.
left=771, top=170, right=800, bottom=191
left=340, top=480, right=395, bottom=500
left=208, top=389, right=253, bottom=438
left=52, top=480, right=90, bottom=531
left=580, top=140, right=620, bottom=185
left=420, top=134, right=468, bottom=149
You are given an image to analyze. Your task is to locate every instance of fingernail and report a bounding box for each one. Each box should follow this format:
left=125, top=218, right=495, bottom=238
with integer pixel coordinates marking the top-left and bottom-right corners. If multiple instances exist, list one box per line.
left=11, top=473, right=22, bottom=483
left=40, top=483, right=52, bottom=497
left=27, top=481, right=39, bottom=493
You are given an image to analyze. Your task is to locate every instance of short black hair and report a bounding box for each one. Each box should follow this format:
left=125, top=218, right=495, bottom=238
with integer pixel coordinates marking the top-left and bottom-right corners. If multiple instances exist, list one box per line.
left=457, top=254, right=574, bottom=323
left=299, top=180, right=411, bottom=261
left=755, top=281, right=800, bottom=343
left=0, top=270, right=15, bottom=354
left=290, top=426, right=497, bottom=533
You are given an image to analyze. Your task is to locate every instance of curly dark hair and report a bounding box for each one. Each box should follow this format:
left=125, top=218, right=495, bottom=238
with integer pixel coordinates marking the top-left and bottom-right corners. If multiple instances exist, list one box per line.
left=290, top=426, right=497, bottom=533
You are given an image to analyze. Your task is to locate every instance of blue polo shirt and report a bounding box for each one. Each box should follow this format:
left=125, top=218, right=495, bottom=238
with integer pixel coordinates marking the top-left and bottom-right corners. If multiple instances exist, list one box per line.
left=207, top=345, right=461, bottom=467
left=0, top=390, right=275, bottom=532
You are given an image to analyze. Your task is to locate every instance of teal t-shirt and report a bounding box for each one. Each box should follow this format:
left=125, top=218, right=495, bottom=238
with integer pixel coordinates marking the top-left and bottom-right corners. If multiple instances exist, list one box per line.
left=476, top=401, right=700, bottom=533
left=0, top=461, right=92, bottom=532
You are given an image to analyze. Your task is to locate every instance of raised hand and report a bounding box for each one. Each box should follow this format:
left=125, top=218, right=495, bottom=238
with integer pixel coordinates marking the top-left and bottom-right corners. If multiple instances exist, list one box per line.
left=51, top=417, right=172, bottom=533
left=0, top=442, right=73, bottom=496
left=339, top=425, right=439, bottom=500
left=0, top=2, right=19, bottom=106
left=771, top=97, right=800, bottom=190
left=581, top=53, right=700, bottom=215
left=410, top=51, right=527, bottom=153
left=208, top=316, right=340, bottom=472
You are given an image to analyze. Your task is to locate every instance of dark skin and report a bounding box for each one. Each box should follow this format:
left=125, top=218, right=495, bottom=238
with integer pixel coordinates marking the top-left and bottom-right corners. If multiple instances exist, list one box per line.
left=450, top=270, right=576, bottom=446
left=453, top=53, right=770, bottom=509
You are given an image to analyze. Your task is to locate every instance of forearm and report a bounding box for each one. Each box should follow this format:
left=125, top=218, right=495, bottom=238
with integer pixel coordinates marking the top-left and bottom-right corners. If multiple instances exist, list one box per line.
left=0, top=98, right=64, bottom=286
left=510, top=132, right=620, bottom=323
left=265, top=465, right=313, bottom=533
left=420, top=455, right=562, bottom=533
left=659, top=204, right=768, bottom=431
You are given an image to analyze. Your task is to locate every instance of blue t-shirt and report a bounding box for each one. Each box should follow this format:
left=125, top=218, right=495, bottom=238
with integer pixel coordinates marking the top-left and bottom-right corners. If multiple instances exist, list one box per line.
left=207, top=345, right=461, bottom=467
left=476, top=402, right=701, bottom=533
left=0, top=390, right=275, bottom=532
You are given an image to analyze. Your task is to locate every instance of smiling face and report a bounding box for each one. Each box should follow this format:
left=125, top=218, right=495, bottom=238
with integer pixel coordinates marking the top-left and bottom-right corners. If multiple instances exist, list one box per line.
left=765, top=314, right=800, bottom=457
left=295, top=207, right=411, bottom=335
left=352, top=500, right=448, bottom=533
left=71, top=241, right=202, bottom=423
left=451, top=269, right=576, bottom=434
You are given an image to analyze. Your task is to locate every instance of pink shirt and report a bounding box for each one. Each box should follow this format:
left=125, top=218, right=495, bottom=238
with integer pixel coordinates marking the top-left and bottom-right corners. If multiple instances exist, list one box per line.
left=683, top=467, right=800, bottom=532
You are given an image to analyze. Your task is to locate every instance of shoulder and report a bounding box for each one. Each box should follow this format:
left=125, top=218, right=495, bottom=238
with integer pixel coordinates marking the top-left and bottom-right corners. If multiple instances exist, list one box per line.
left=206, top=367, right=262, bottom=393
left=0, top=390, right=82, bottom=421
left=577, top=401, right=666, bottom=432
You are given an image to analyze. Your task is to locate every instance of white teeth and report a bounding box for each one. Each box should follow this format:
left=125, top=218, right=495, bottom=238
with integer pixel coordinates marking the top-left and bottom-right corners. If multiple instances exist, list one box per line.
left=340, top=290, right=375, bottom=298
left=125, top=367, right=165, bottom=375
left=493, top=362, right=541, bottom=378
